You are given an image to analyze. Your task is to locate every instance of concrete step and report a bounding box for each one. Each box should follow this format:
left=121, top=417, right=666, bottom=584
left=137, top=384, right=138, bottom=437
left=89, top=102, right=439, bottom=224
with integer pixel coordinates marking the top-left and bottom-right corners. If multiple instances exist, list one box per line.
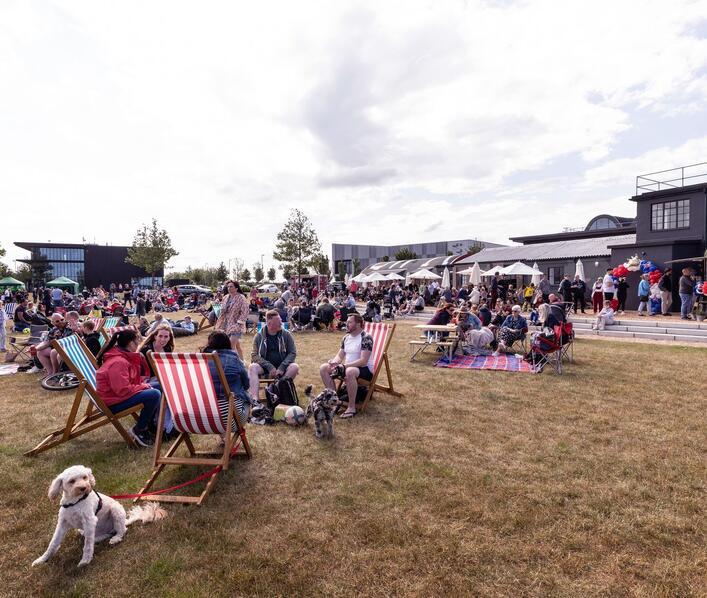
left=570, top=316, right=707, bottom=330
left=574, top=328, right=707, bottom=343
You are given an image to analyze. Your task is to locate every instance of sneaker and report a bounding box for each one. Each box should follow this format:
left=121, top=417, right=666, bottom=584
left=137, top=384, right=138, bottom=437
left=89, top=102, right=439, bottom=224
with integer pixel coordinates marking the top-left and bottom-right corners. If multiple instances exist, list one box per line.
left=27, top=366, right=42, bottom=374
left=131, top=426, right=154, bottom=447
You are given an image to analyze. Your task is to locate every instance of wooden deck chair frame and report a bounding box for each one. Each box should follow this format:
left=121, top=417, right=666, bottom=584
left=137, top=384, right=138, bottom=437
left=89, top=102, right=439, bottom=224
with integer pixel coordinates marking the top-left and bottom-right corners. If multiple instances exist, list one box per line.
left=25, top=335, right=141, bottom=456
left=138, top=352, right=252, bottom=505
left=198, top=303, right=222, bottom=333
left=97, top=316, right=122, bottom=346
left=336, top=322, right=402, bottom=413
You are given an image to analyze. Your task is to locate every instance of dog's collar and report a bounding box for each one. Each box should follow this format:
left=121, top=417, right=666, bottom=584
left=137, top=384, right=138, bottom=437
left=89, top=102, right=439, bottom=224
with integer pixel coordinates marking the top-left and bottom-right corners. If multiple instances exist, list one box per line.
left=61, top=490, right=102, bottom=515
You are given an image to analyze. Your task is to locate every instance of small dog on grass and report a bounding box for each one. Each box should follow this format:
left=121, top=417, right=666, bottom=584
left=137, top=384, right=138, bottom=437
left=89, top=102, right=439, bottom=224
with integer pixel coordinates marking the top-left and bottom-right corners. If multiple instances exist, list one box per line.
left=32, top=465, right=166, bottom=568
left=304, top=384, right=342, bottom=439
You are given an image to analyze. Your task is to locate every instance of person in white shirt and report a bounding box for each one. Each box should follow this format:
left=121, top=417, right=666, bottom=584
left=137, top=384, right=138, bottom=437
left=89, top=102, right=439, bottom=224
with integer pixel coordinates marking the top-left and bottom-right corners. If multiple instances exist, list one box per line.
left=0, top=300, right=7, bottom=351
left=601, top=268, right=616, bottom=301
left=319, top=313, right=374, bottom=419
left=593, top=300, right=615, bottom=330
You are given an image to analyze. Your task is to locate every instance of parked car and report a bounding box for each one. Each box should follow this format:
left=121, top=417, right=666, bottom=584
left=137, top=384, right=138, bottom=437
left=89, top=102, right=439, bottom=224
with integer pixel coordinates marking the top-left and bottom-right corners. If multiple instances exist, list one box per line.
left=257, top=283, right=279, bottom=294
left=176, top=284, right=213, bottom=296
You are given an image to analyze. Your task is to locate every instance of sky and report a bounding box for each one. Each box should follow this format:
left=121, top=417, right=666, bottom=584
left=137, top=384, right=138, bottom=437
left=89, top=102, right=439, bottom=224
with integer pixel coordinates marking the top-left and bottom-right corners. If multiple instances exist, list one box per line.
left=2, top=0, right=707, bottom=276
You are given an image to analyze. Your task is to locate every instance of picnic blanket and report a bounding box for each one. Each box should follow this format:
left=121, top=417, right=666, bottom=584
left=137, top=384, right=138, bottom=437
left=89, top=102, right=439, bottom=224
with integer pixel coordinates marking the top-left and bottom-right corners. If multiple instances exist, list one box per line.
left=435, top=353, right=534, bottom=373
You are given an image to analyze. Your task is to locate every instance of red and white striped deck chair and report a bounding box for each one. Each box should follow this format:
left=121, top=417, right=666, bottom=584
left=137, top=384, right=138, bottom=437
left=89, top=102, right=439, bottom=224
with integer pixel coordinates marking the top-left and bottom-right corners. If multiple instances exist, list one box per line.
left=139, top=352, right=252, bottom=505
left=87, top=317, right=105, bottom=332
left=337, top=322, right=402, bottom=413
left=101, top=324, right=138, bottom=344
left=25, top=334, right=141, bottom=456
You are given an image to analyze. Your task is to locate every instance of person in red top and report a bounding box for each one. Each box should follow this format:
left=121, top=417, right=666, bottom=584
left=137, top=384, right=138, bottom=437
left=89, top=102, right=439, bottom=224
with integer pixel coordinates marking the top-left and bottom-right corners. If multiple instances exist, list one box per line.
left=96, top=329, right=161, bottom=447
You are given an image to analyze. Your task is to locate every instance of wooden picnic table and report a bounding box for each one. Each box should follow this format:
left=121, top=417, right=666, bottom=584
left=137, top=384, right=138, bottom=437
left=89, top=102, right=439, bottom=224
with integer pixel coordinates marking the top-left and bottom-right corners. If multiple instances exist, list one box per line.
left=410, top=324, right=457, bottom=362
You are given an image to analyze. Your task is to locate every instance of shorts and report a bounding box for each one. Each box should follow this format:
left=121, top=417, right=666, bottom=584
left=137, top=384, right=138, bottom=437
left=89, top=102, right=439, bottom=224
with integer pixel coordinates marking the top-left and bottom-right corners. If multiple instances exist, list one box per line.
left=358, top=366, right=374, bottom=381
left=228, top=332, right=243, bottom=340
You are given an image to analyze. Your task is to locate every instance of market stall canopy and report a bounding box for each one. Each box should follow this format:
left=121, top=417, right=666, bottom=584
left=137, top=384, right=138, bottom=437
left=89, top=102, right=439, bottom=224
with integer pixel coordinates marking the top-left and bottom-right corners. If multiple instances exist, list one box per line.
left=385, top=272, right=405, bottom=280
left=409, top=268, right=442, bottom=280
left=350, top=273, right=369, bottom=283
left=46, top=276, right=79, bottom=293
left=0, top=276, right=25, bottom=289
left=366, top=272, right=389, bottom=282
left=481, top=265, right=505, bottom=277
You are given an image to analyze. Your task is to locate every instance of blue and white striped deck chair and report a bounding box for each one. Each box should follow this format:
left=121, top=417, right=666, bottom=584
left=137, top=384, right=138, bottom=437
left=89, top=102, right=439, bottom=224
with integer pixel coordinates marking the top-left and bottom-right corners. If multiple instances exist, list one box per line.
left=256, top=321, right=289, bottom=334
left=4, top=302, right=16, bottom=323
left=97, top=316, right=122, bottom=346
left=25, top=334, right=141, bottom=456
left=198, top=302, right=222, bottom=332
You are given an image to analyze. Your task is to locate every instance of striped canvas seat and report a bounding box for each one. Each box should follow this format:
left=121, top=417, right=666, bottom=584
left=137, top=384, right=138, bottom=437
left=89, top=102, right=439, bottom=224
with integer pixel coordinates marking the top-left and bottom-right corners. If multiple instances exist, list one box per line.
left=104, top=316, right=121, bottom=329
left=25, top=334, right=141, bottom=456
left=4, top=302, right=16, bottom=320
left=57, top=335, right=97, bottom=390
left=256, top=321, right=289, bottom=334
left=150, top=353, right=225, bottom=435
left=139, top=351, right=252, bottom=505
left=87, top=317, right=105, bottom=331
left=198, top=302, right=222, bottom=333
left=336, top=321, right=402, bottom=412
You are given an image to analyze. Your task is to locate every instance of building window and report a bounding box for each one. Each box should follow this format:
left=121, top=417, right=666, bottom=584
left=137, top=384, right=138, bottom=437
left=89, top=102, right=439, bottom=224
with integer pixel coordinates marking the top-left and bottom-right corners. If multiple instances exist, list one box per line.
left=651, top=200, right=689, bottom=231
left=547, top=266, right=563, bottom=285
left=587, top=217, right=617, bottom=230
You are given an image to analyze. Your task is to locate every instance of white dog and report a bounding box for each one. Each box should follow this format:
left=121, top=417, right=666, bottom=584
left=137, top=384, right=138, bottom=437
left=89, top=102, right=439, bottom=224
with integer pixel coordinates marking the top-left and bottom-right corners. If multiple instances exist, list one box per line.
left=32, top=465, right=166, bottom=568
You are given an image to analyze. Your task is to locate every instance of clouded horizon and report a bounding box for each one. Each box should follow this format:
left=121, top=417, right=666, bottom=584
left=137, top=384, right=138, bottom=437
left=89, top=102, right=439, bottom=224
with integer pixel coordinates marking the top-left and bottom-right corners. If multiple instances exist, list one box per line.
left=2, top=0, right=707, bottom=274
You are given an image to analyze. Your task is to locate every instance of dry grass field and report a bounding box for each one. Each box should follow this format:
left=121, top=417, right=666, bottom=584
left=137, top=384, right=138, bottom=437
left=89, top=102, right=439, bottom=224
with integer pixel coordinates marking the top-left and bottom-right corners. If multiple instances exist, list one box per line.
left=0, top=315, right=705, bottom=597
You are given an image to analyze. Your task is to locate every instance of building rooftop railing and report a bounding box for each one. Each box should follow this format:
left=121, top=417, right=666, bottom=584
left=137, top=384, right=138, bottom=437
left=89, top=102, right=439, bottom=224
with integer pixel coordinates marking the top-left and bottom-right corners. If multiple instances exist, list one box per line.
left=636, top=161, right=707, bottom=194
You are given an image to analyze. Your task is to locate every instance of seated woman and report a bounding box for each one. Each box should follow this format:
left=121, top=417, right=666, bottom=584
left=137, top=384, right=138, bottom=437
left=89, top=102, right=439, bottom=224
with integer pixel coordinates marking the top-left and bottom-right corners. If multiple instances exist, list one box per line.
left=139, top=324, right=175, bottom=378
left=203, top=331, right=252, bottom=431
left=96, top=329, right=161, bottom=447
left=494, top=305, right=528, bottom=355
left=593, top=300, right=616, bottom=330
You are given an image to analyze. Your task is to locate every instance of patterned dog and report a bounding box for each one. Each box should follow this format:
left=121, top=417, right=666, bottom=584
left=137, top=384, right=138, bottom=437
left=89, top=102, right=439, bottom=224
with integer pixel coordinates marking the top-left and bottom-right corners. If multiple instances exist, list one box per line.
left=304, top=385, right=341, bottom=439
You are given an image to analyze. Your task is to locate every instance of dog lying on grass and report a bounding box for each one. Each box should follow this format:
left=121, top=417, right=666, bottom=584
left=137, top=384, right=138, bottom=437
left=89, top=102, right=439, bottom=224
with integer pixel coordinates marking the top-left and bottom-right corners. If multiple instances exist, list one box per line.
left=32, top=465, right=166, bottom=568
left=304, top=385, right=342, bottom=439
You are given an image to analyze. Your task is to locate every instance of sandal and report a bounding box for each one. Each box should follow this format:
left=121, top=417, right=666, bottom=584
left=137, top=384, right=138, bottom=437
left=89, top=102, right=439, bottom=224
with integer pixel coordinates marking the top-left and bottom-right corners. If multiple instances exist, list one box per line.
left=340, top=411, right=357, bottom=419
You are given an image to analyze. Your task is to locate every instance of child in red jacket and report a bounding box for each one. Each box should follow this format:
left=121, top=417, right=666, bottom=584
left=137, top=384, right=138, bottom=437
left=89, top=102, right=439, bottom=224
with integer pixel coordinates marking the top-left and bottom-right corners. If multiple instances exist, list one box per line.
left=96, top=329, right=160, bottom=447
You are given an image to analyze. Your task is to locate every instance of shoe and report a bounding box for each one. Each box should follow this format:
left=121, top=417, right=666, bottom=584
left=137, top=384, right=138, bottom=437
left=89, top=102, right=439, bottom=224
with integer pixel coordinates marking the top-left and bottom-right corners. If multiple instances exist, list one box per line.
left=27, top=366, right=42, bottom=374
left=131, top=426, right=154, bottom=447
left=663, top=313, right=672, bottom=316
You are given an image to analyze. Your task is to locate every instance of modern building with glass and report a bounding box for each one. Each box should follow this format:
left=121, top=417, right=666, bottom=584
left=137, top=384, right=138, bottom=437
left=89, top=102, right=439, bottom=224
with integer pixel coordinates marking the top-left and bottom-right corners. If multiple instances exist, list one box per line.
left=14, top=241, right=162, bottom=289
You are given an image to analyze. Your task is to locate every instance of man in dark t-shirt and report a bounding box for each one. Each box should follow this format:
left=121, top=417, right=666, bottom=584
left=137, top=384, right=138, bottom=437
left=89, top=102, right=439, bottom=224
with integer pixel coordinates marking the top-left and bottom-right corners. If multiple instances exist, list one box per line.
left=13, top=300, right=32, bottom=331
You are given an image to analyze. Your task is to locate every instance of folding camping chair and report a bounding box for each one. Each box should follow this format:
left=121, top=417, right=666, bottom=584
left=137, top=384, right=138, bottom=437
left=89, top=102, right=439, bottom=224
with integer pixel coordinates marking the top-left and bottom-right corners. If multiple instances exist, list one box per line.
left=336, top=322, right=402, bottom=413
left=138, top=352, right=252, bottom=505
left=25, top=335, right=141, bottom=456
left=198, top=303, right=222, bottom=333
left=555, top=322, right=575, bottom=363
left=8, top=324, right=48, bottom=362
left=528, top=331, right=563, bottom=375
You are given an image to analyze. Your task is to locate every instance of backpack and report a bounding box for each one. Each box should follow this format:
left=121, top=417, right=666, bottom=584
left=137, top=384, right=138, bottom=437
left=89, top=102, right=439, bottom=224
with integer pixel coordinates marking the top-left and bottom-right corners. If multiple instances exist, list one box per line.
left=264, top=378, right=299, bottom=410
left=337, top=383, right=368, bottom=405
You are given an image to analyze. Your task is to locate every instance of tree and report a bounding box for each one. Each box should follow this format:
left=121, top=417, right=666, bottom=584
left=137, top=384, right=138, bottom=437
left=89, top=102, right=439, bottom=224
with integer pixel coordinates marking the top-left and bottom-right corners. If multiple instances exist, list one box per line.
left=282, top=265, right=292, bottom=281
left=267, top=267, right=276, bottom=281
left=13, top=264, right=32, bottom=284
left=27, top=251, right=53, bottom=285
left=231, top=258, right=244, bottom=281
left=241, top=268, right=251, bottom=283
left=216, top=262, right=228, bottom=283
left=394, top=248, right=418, bottom=260
left=311, top=253, right=331, bottom=276
left=253, top=264, right=264, bottom=283
left=0, top=243, right=5, bottom=259
left=272, top=209, right=322, bottom=283
left=382, top=255, right=390, bottom=262
left=337, top=262, right=346, bottom=280
left=0, top=263, right=10, bottom=278
left=126, top=219, right=179, bottom=286
left=352, top=258, right=361, bottom=275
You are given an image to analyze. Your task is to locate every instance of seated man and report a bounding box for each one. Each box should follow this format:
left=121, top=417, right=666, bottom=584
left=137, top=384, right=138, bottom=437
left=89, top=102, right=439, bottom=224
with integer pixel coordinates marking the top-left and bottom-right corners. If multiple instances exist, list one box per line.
left=291, top=299, right=313, bottom=330
left=319, top=313, right=375, bottom=419
left=13, top=299, right=32, bottom=332
left=313, top=297, right=336, bottom=330
left=248, top=309, right=299, bottom=403
left=494, top=305, right=528, bottom=355
left=172, top=314, right=195, bottom=335
left=548, top=294, right=568, bottom=323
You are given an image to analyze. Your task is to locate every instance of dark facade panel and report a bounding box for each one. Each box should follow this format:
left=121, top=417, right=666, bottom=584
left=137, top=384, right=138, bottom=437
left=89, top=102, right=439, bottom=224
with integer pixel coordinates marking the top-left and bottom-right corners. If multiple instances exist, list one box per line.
left=83, top=245, right=164, bottom=289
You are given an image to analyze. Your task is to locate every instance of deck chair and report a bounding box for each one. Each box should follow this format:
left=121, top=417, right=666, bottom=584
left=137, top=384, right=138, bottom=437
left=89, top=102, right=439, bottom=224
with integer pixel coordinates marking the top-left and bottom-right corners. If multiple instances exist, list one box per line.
left=101, top=324, right=138, bottom=343
left=25, top=334, right=141, bottom=456
left=8, top=324, right=48, bottom=362
left=337, top=322, right=402, bottom=413
left=138, top=352, right=252, bottom=505
left=198, top=303, right=222, bottom=333
left=256, top=321, right=289, bottom=334
left=97, top=316, right=122, bottom=346
left=87, top=317, right=106, bottom=332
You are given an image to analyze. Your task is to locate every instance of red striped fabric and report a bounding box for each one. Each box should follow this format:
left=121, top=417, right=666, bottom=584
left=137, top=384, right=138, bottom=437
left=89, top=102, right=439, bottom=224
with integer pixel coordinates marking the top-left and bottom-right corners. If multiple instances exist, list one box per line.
left=106, top=325, right=137, bottom=337
left=151, top=353, right=225, bottom=435
left=88, top=317, right=105, bottom=330
left=364, top=322, right=390, bottom=371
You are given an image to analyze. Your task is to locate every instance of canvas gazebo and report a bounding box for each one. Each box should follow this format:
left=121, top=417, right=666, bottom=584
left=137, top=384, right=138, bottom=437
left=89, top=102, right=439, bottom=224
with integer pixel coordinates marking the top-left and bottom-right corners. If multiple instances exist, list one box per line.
left=46, top=276, right=80, bottom=294
left=0, top=276, right=25, bottom=290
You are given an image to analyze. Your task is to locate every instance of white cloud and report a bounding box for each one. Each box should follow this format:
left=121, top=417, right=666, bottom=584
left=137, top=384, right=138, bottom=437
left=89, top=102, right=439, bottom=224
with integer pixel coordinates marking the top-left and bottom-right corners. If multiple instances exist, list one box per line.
left=1, top=0, right=707, bottom=273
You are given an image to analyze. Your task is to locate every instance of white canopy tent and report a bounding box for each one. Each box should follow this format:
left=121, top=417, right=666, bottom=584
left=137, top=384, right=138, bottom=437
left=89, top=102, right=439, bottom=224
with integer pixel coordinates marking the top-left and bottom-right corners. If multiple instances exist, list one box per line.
left=351, top=273, right=368, bottom=283
left=385, top=272, right=405, bottom=281
left=497, top=261, right=543, bottom=276
left=366, top=272, right=389, bottom=284
left=408, top=268, right=442, bottom=280
left=481, top=265, right=505, bottom=277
